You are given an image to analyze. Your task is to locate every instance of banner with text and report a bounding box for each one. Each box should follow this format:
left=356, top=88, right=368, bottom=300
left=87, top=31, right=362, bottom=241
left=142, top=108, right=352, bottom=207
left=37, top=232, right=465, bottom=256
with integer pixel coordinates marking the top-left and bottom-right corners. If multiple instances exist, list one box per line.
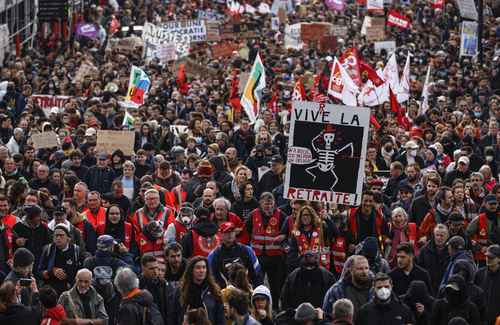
left=284, top=101, right=370, bottom=206
left=460, top=21, right=478, bottom=57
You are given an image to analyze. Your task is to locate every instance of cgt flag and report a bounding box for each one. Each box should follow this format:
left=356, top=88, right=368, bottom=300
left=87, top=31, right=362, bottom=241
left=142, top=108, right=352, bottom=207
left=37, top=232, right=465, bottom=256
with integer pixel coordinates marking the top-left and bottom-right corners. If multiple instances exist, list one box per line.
left=125, top=66, right=150, bottom=107
left=387, top=10, right=411, bottom=29
left=241, top=53, right=266, bottom=123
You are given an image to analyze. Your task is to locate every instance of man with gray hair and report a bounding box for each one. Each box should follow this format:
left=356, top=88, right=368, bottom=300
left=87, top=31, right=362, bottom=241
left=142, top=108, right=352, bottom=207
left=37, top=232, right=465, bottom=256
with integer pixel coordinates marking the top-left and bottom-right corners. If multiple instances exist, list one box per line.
left=114, top=267, right=164, bottom=325
left=58, top=268, right=108, bottom=324
left=332, top=299, right=354, bottom=325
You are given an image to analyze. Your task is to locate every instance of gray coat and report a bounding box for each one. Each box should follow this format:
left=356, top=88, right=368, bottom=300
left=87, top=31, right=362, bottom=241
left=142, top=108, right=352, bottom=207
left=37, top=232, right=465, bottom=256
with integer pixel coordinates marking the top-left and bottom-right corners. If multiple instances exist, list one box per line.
left=58, top=286, right=109, bottom=324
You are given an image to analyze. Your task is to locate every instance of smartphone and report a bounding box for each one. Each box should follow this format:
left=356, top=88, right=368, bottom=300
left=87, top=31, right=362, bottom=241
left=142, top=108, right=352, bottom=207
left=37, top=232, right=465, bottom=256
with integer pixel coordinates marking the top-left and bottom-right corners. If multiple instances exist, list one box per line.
left=19, top=278, right=32, bottom=287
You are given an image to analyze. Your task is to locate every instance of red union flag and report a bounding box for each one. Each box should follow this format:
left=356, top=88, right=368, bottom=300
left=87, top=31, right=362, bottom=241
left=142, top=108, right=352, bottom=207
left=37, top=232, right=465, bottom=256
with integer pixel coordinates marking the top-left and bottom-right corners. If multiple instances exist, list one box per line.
left=387, top=10, right=411, bottom=29
left=430, top=0, right=444, bottom=9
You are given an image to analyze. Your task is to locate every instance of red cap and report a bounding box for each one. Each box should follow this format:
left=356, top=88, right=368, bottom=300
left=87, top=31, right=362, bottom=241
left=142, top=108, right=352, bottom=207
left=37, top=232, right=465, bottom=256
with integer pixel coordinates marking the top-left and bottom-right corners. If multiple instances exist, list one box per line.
left=219, top=222, right=235, bottom=233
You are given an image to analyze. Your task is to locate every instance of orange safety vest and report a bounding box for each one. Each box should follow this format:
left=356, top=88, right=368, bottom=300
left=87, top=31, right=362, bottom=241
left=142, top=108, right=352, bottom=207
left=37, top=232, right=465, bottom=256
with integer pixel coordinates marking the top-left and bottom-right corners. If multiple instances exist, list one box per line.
left=82, top=207, right=107, bottom=229
left=191, top=230, right=220, bottom=257
left=164, top=189, right=188, bottom=211
left=407, top=222, right=419, bottom=256
left=473, top=214, right=489, bottom=262
left=293, top=226, right=330, bottom=270
left=250, top=209, right=283, bottom=256
left=96, top=222, right=133, bottom=250
left=331, top=236, right=346, bottom=274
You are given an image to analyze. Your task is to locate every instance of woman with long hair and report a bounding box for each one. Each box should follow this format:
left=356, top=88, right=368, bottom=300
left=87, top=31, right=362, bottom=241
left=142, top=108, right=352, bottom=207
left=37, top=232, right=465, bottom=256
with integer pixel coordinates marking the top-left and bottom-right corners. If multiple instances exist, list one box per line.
left=222, top=166, right=251, bottom=203
left=174, top=256, right=225, bottom=325
left=287, top=205, right=331, bottom=272
left=183, top=308, right=212, bottom=325
left=385, top=207, right=419, bottom=268
left=251, top=285, right=273, bottom=325
left=231, top=181, right=258, bottom=222
left=221, top=263, right=253, bottom=325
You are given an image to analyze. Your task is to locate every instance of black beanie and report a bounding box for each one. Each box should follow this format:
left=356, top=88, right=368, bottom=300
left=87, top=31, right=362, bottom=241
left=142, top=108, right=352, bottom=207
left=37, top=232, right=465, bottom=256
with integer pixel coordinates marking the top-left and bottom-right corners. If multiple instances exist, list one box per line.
left=13, top=248, right=34, bottom=268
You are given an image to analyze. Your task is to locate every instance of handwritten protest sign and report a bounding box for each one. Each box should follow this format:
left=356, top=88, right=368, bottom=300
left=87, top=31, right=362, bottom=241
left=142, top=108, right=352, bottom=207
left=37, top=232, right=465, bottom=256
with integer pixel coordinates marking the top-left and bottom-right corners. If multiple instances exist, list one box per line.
left=300, top=23, right=332, bottom=43
left=331, top=25, right=348, bottom=37
left=205, top=21, right=221, bottom=42
left=31, top=95, right=71, bottom=117
left=74, top=62, right=99, bottom=82
left=107, top=37, right=144, bottom=53
left=158, top=43, right=177, bottom=63
left=456, top=0, right=478, bottom=21
left=96, top=130, right=135, bottom=156
left=31, top=131, right=59, bottom=149
left=211, top=42, right=241, bottom=58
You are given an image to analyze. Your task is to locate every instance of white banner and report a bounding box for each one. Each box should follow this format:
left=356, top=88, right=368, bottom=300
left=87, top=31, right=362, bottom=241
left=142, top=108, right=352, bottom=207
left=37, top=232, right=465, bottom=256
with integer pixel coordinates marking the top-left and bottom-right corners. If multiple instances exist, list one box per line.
left=142, top=20, right=207, bottom=59
left=284, top=23, right=304, bottom=50
left=456, top=0, right=478, bottom=21
left=460, top=21, right=478, bottom=57
left=0, top=24, right=9, bottom=67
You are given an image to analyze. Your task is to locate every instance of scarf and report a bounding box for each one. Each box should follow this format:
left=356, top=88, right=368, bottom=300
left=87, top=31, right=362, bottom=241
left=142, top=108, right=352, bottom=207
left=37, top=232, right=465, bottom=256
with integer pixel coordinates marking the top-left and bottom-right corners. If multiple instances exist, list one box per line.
left=436, top=203, right=452, bottom=221
left=231, top=179, right=241, bottom=201
left=389, top=225, right=407, bottom=266
left=78, top=289, right=93, bottom=319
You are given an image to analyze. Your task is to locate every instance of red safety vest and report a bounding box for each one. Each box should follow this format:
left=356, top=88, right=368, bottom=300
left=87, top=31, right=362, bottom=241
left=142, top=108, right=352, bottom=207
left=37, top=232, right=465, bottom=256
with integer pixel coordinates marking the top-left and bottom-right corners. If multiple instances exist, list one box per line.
left=1, top=224, right=14, bottom=263
left=191, top=230, right=220, bottom=257
left=137, top=232, right=165, bottom=258
left=164, top=190, right=188, bottom=211
left=96, top=222, right=133, bottom=250
left=250, top=209, right=283, bottom=256
left=331, top=236, right=346, bottom=274
left=293, top=226, right=330, bottom=270
left=133, top=206, right=174, bottom=235
left=348, top=207, right=385, bottom=244
left=473, top=213, right=489, bottom=262
left=173, top=219, right=188, bottom=242
left=82, top=207, right=107, bottom=229
left=2, top=215, right=17, bottom=229
left=407, top=222, right=419, bottom=256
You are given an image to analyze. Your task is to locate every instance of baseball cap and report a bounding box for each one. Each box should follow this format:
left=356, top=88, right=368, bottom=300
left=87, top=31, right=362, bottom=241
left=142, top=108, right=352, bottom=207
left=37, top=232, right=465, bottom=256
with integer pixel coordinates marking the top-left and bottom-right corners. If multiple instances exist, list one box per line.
left=53, top=206, right=66, bottom=216
left=458, top=156, right=470, bottom=165
left=485, top=244, right=500, bottom=258
left=97, top=235, right=117, bottom=250
left=219, top=222, right=235, bottom=233
left=85, top=127, right=97, bottom=137
left=399, top=183, right=414, bottom=193
left=447, top=235, right=465, bottom=250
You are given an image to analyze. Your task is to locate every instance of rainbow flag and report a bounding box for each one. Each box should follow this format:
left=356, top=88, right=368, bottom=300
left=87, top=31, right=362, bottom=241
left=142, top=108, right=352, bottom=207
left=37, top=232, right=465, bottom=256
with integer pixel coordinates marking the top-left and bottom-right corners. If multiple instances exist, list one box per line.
left=125, top=66, right=150, bottom=107
left=241, top=53, right=266, bottom=123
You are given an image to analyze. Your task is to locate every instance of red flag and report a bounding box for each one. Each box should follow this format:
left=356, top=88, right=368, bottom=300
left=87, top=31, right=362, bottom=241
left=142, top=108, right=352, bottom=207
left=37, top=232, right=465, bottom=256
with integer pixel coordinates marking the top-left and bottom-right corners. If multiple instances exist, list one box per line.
left=229, top=70, right=241, bottom=112
left=370, top=116, right=381, bottom=130
left=389, top=87, right=400, bottom=113
left=267, top=85, right=279, bottom=113
left=109, top=15, right=121, bottom=34
left=359, top=59, right=384, bottom=87
left=390, top=87, right=411, bottom=129
left=340, top=48, right=362, bottom=87
left=292, top=78, right=307, bottom=101
left=430, top=0, right=444, bottom=9
left=387, top=10, right=411, bottom=29
left=177, top=64, right=189, bottom=95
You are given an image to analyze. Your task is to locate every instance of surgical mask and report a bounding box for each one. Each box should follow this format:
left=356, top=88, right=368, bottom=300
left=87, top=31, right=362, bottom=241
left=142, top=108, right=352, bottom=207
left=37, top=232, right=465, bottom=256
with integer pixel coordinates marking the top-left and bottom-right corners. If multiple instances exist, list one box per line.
left=376, top=287, right=391, bottom=301
left=408, top=149, right=418, bottom=157
left=473, top=111, right=482, bottom=118
left=486, top=155, right=494, bottom=162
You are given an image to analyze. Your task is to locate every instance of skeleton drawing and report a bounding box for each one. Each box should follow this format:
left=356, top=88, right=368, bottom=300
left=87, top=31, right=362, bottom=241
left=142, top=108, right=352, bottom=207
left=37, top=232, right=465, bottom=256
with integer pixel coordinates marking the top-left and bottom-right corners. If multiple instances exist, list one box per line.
left=305, top=125, right=354, bottom=190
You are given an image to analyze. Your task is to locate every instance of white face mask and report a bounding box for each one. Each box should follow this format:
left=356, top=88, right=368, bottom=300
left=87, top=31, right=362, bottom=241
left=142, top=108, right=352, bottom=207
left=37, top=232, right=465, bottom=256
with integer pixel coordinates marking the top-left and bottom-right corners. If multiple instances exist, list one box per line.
left=376, top=287, right=391, bottom=301
left=408, top=149, right=418, bottom=157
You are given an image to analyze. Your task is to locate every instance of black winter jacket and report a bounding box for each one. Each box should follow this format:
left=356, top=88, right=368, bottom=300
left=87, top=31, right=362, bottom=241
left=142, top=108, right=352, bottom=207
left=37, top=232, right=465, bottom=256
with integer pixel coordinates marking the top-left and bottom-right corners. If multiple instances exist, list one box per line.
left=116, top=289, right=164, bottom=325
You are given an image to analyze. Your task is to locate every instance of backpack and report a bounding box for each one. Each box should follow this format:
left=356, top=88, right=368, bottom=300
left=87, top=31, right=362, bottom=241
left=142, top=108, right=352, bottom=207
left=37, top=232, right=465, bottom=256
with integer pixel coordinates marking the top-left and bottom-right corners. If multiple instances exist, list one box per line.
left=121, top=299, right=164, bottom=325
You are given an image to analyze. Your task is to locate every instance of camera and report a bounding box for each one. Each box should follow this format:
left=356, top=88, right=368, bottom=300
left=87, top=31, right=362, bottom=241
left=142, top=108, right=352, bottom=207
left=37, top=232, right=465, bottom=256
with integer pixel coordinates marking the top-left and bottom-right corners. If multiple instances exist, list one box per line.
left=19, top=278, right=32, bottom=287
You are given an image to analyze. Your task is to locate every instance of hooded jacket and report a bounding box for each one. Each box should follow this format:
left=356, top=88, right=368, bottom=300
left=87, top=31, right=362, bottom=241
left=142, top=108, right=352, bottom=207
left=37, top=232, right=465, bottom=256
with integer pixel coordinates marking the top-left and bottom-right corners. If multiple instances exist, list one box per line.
left=474, top=265, right=500, bottom=325
left=431, top=275, right=480, bottom=325
left=41, top=305, right=67, bottom=325
left=209, top=156, right=233, bottom=185
left=0, top=303, right=40, bottom=325
left=116, top=289, right=164, bottom=325
left=400, top=280, right=435, bottom=325
left=416, top=239, right=450, bottom=295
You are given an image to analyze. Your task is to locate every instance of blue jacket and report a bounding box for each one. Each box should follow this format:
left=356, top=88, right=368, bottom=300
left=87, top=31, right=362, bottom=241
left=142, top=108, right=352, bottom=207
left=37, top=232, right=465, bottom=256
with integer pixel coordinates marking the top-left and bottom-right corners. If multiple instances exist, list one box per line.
left=439, top=250, right=476, bottom=289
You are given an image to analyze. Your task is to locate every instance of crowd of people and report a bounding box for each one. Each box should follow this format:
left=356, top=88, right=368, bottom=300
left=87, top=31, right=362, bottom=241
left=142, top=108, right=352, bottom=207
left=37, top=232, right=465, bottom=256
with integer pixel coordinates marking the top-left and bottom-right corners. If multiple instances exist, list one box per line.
left=0, top=0, right=499, bottom=324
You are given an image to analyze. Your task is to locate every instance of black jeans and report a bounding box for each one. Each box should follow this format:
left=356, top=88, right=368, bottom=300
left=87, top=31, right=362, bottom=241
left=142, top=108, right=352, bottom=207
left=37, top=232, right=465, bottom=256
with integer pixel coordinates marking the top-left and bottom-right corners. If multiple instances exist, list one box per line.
left=258, top=254, right=286, bottom=310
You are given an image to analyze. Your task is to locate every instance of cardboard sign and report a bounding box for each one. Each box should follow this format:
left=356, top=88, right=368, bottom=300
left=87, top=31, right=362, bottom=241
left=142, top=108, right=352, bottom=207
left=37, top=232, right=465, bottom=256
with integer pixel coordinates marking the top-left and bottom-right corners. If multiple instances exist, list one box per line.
left=284, top=101, right=370, bottom=206
left=74, top=62, right=99, bottom=82
left=31, top=95, right=71, bottom=117
left=31, top=131, right=59, bottom=149
left=205, top=21, right=221, bottom=42
left=238, top=46, right=250, bottom=60
left=319, top=36, right=337, bottom=52
left=374, top=41, right=397, bottom=54
left=331, top=25, right=348, bottom=37
left=300, top=23, right=332, bottom=43
left=365, top=17, right=385, bottom=41
left=107, top=37, right=144, bottom=53
left=211, top=42, right=241, bottom=58
left=96, top=130, right=135, bottom=156
left=175, top=59, right=219, bottom=78
left=285, top=23, right=304, bottom=50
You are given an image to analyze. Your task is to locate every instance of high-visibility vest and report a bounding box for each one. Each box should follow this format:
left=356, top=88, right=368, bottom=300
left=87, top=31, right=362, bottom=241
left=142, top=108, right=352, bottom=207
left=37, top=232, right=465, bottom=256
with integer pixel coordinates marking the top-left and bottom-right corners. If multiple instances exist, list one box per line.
left=96, top=222, right=133, bottom=250
left=133, top=206, right=174, bottom=235
left=1, top=224, right=14, bottom=263
left=2, top=215, right=17, bottom=229
left=164, top=190, right=188, bottom=211
left=473, top=213, right=489, bottom=262
left=191, top=230, right=220, bottom=257
left=293, top=226, right=330, bottom=270
left=250, top=209, right=283, bottom=256
left=331, top=236, right=346, bottom=274
left=407, top=222, right=419, bottom=256
left=173, top=219, right=188, bottom=242
left=348, top=207, right=385, bottom=244
left=82, top=207, right=107, bottom=229
left=137, top=232, right=165, bottom=258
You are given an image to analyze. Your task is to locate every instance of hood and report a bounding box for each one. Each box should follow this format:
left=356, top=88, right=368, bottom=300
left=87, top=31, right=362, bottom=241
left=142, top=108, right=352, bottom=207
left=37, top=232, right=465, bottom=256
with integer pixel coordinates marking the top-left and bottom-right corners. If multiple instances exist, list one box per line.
left=128, top=289, right=154, bottom=307
left=44, top=305, right=67, bottom=321
left=252, top=285, right=272, bottom=309
left=192, top=220, right=218, bottom=237
left=209, top=156, right=224, bottom=172
left=0, top=304, right=27, bottom=320
left=358, top=236, right=379, bottom=260
left=446, top=274, right=467, bottom=303
left=401, top=280, right=434, bottom=307
left=452, top=260, right=475, bottom=283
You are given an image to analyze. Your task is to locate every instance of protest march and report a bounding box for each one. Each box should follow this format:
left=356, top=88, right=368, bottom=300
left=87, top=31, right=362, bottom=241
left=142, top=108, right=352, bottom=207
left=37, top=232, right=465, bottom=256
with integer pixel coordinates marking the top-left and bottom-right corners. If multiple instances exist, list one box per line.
left=0, top=0, right=499, bottom=325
